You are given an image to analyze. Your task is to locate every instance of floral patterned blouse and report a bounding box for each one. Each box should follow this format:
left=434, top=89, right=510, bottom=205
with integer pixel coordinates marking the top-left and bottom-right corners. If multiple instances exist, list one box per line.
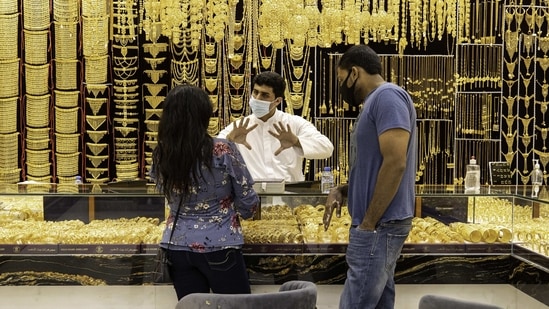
left=151, top=138, right=259, bottom=253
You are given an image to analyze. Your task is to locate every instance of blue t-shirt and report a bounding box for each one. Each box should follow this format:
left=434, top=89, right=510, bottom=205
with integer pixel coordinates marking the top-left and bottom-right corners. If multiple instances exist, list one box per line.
left=348, top=83, right=417, bottom=225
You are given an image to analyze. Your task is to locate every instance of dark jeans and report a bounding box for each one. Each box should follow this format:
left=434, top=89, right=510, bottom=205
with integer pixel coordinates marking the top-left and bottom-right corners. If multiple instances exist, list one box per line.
left=168, top=248, right=251, bottom=300
left=340, top=217, right=412, bottom=309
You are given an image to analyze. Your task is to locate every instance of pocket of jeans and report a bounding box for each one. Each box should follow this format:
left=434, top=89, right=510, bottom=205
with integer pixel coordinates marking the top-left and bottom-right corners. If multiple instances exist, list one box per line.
left=205, top=249, right=238, bottom=272
left=385, top=233, right=408, bottom=270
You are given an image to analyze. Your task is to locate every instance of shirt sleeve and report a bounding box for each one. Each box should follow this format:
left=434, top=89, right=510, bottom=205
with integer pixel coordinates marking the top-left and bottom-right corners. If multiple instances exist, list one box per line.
left=218, top=141, right=259, bottom=219
left=291, top=115, right=334, bottom=159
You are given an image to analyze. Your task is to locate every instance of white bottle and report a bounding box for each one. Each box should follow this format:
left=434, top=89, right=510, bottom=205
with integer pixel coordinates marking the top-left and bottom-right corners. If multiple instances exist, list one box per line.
left=464, top=156, right=480, bottom=193
left=75, top=176, right=83, bottom=184
left=321, top=166, right=334, bottom=194
left=531, top=160, right=543, bottom=198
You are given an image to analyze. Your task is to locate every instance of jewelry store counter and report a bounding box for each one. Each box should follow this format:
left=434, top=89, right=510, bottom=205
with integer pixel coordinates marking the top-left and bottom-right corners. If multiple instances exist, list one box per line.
left=0, top=184, right=546, bottom=305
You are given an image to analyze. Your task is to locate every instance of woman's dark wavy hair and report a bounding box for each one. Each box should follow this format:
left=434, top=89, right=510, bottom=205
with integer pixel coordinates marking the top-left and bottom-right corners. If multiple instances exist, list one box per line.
left=338, top=45, right=382, bottom=75
left=153, top=84, right=213, bottom=200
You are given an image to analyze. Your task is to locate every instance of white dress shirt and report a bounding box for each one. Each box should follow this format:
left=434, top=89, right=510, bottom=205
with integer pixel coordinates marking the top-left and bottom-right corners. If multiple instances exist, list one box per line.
left=218, top=110, right=334, bottom=182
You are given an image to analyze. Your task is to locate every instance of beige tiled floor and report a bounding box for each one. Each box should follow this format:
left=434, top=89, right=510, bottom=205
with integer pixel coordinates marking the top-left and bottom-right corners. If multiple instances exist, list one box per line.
left=0, top=284, right=546, bottom=309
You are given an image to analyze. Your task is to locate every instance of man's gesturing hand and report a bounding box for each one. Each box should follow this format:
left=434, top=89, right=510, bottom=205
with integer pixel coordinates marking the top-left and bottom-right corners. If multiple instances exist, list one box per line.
left=227, top=118, right=258, bottom=150
left=268, top=122, right=300, bottom=155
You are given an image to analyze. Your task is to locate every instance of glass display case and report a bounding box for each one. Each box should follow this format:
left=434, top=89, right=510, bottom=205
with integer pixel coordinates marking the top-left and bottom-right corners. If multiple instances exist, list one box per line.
left=0, top=183, right=547, bottom=305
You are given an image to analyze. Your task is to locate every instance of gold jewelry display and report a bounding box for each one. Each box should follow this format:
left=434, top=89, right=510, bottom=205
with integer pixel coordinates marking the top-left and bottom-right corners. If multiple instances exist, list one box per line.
left=25, top=127, right=50, bottom=140
left=0, top=58, right=19, bottom=98
left=23, top=29, right=49, bottom=65
left=53, top=21, right=78, bottom=60
left=82, top=16, right=109, bottom=57
left=54, top=59, right=79, bottom=91
left=24, top=63, right=50, bottom=96
left=0, top=97, right=18, bottom=134
left=86, top=98, right=107, bottom=115
left=26, top=94, right=51, bottom=128
left=84, top=55, right=108, bottom=84
left=86, top=115, right=107, bottom=131
left=23, top=0, right=50, bottom=30
left=87, top=130, right=108, bottom=143
left=54, top=133, right=80, bottom=154
left=86, top=142, right=108, bottom=156
left=54, top=90, right=80, bottom=108
left=55, top=152, right=80, bottom=177
left=54, top=106, right=79, bottom=134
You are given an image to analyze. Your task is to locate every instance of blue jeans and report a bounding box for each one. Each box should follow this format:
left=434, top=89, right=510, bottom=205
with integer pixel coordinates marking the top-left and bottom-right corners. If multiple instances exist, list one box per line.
left=168, top=248, right=251, bottom=300
left=339, top=218, right=412, bottom=309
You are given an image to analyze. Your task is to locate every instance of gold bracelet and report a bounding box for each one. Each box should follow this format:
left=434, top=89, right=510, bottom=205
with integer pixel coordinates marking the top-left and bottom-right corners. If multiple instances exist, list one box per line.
left=25, top=126, right=50, bottom=140
left=54, top=132, right=80, bottom=154
left=25, top=149, right=50, bottom=165
left=23, top=29, right=48, bottom=65
left=0, top=97, right=18, bottom=134
left=26, top=137, right=50, bottom=150
left=82, top=15, right=109, bottom=57
left=54, top=90, right=80, bottom=108
left=55, top=152, right=80, bottom=177
left=23, top=0, right=50, bottom=31
left=53, top=21, right=78, bottom=60
left=0, top=14, right=18, bottom=59
left=84, top=55, right=108, bottom=84
left=24, top=63, right=49, bottom=95
left=54, top=106, right=79, bottom=134
left=25, top=94, right=50, bottom=128
left=26, top=162, right=51, bottom=177
left=54, top=59, right=79, bottom=91
left=0, top=0, right=17, bottom=14
left=53, top=0, right=79, bottom=22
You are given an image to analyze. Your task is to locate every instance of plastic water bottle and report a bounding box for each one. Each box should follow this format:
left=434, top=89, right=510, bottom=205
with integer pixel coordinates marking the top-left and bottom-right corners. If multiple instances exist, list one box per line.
left=464, top=156, right=480, bottom=193
left=531, top=159, right=543, bottom=197
left=321, top=167, right=334, bottom=194
left=75, top=176, right=83, bottom=184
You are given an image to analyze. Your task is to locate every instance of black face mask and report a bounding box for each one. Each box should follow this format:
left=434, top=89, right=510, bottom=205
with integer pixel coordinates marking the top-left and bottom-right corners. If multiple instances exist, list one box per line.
left=339, top=71, right=359, bottom=107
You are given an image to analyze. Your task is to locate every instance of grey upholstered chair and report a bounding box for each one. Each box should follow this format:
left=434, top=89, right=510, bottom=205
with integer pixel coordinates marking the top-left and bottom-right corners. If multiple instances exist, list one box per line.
left=176, top=280, right=317, bottom=309
left=418, top=294, right=504, bottom=309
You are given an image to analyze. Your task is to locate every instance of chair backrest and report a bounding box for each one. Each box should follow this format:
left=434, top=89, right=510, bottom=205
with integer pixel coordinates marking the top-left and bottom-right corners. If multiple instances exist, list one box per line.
left=418, top=294, right=504, bottom=309
left=176, top=280, right=317, bottom=309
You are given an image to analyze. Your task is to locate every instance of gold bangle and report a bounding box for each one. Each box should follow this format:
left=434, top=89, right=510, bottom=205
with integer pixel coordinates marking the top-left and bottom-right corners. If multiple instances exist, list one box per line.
left=25, top=126, right=49, bottom=140
left=54, top=106, right=79, bottom=134
left=25, top=94, right=51, bottom=128
left=53, top=21, right=78, bottom=59
left=84, top=55, right=108, bottom=84
left=0, top=97, right=18, bottom=134
left=23, top=29, right=49, bottom=65
left=54, top=132, right=80, bottom=154
left=55, top=90, right=80, bottom=108
left=24, top=63, right=50, bottom=95
left=23, top=0, right=49, bottom=31
left=0, top=14, right=18, bottom=59
left=54, top=59, right=79, bottom=91
left=55, top=152, right=80, bottom=177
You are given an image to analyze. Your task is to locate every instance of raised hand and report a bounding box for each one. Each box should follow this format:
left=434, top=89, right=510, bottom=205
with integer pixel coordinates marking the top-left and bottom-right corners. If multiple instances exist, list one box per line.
left=268, top=121, right=299, bottom=155
left=227, top=118, right=258, bottom=150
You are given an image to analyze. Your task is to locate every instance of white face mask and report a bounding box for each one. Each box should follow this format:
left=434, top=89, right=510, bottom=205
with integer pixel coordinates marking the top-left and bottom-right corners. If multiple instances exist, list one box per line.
left=249, top=97, right=273, bottom=118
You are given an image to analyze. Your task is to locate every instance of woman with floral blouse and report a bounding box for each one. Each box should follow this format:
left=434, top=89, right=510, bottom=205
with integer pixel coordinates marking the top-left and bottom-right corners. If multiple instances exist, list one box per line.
left=151, top=84, right=259, bottom=300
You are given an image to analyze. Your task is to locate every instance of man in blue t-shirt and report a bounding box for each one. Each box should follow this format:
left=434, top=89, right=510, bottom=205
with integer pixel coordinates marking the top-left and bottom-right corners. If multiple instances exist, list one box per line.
left=323, top=45, right=417, bottom=309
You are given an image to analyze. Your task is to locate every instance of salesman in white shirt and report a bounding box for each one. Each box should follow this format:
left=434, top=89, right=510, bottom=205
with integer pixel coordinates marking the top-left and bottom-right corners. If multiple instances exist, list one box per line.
left=218, top=71, right=334, bottom=183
